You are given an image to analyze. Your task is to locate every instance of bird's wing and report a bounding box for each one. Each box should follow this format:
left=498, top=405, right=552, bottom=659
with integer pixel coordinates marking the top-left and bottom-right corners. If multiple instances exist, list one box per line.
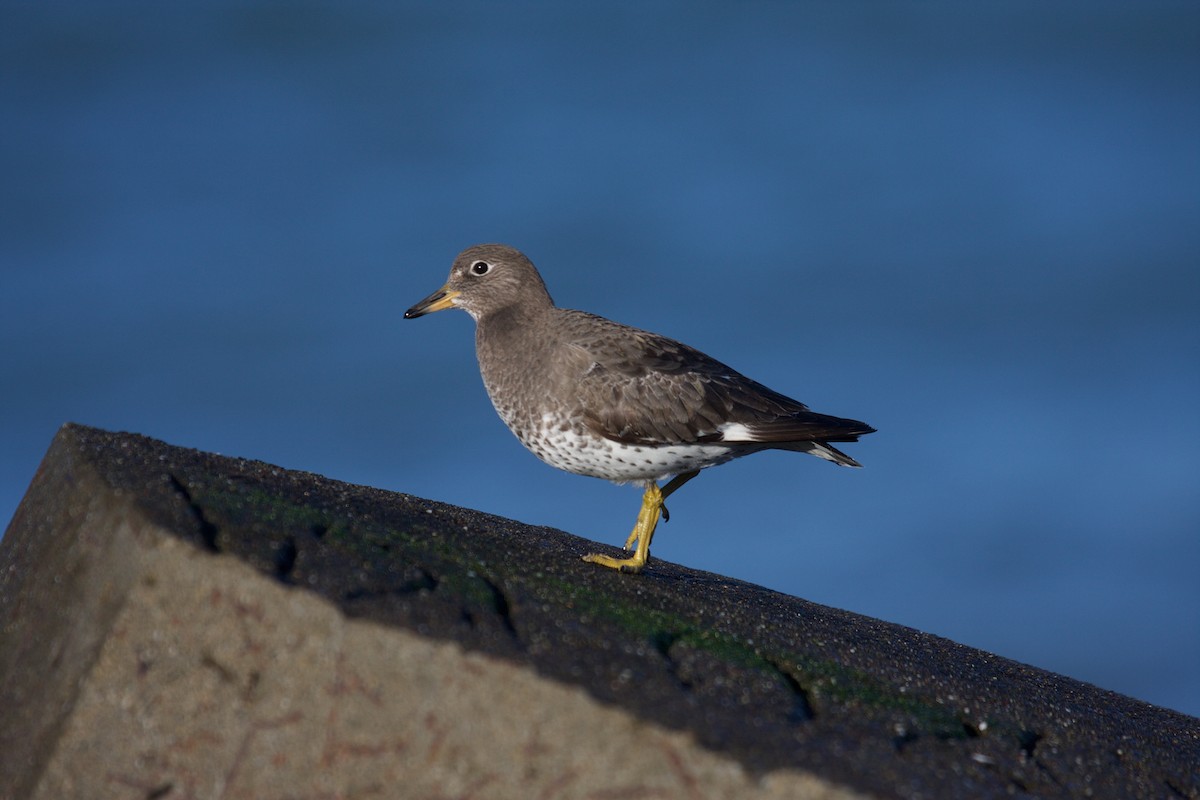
left=558, top=311, right=873, bottom=448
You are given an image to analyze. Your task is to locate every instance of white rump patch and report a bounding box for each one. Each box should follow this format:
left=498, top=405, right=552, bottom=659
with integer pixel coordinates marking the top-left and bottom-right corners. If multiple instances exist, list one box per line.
left=718, top=422, right=758, bottom=442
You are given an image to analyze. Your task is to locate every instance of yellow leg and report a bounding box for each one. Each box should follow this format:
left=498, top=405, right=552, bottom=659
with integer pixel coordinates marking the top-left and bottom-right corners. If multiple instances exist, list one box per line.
left=583, top=471, right=699, bottom=574
left=620, top=469, right=699, bottom=549
left=621, top=498, right=648, bottom=551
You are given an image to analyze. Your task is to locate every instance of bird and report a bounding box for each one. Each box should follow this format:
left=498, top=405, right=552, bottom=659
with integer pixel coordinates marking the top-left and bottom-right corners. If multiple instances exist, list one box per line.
left=404, top=244, right=874, bottom=574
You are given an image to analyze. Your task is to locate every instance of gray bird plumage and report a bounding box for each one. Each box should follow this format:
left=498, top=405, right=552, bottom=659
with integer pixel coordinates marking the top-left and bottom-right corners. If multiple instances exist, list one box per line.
left=405, top=243, right=874, bottom=572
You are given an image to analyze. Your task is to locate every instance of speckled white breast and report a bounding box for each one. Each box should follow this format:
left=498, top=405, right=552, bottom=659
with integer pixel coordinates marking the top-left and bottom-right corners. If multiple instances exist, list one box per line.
left=492, top=404, right=737, bottom=484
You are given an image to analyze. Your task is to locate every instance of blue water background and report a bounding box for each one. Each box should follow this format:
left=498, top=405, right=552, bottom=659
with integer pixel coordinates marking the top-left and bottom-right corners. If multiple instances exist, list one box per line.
left=2, top=3, right=1197, bottom=716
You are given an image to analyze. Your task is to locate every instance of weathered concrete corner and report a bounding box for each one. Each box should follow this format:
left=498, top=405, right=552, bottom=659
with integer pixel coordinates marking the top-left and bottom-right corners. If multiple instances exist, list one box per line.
left=1, top=424, right=1197, bottom=800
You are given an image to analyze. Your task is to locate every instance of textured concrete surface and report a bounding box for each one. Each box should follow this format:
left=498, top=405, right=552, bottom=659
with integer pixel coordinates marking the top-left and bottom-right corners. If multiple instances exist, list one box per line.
left=1, top=424, right=1197, bottom=800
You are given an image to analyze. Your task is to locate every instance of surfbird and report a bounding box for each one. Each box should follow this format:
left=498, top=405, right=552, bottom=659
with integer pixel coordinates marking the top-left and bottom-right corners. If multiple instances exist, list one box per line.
left=405, top=244, right=875, bottom=573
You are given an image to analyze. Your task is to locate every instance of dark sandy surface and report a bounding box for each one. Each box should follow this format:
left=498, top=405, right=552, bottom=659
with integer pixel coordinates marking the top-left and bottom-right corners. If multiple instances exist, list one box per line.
left=3, top=424, right=1197, bottom=799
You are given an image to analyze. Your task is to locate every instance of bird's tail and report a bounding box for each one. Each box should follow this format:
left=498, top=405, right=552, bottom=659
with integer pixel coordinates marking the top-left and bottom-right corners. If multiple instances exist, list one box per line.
left=782, top=440, right=863, bottom=468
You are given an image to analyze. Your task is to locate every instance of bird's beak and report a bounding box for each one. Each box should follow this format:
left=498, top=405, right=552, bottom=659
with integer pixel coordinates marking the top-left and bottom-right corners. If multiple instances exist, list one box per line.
left=404, top=285, right=460, bottom=319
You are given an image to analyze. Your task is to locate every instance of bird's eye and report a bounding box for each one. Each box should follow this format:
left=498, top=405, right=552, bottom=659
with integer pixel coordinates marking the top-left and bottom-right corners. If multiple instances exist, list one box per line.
left=470, top=261, right=491, bottom=276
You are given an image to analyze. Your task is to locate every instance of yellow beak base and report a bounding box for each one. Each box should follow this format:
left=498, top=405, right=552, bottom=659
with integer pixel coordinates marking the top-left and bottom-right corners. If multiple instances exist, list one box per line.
left=404, top=286, right=460, bottom=318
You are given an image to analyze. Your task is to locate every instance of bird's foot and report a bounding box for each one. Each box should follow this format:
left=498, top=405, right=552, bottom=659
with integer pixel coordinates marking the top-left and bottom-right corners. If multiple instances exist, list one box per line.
left=581, top=551, right=647, bottom=573
left=585, top=481, right=666, bottom=573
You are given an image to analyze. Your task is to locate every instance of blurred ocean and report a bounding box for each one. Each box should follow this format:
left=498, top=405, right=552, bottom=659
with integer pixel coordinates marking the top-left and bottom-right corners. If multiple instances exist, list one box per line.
left=2, top=2, right=1197, bottom=716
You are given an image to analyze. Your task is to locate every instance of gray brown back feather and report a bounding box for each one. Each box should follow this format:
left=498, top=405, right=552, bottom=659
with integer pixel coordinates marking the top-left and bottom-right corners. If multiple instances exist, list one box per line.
left=557, top=310, right=874, bottom=450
